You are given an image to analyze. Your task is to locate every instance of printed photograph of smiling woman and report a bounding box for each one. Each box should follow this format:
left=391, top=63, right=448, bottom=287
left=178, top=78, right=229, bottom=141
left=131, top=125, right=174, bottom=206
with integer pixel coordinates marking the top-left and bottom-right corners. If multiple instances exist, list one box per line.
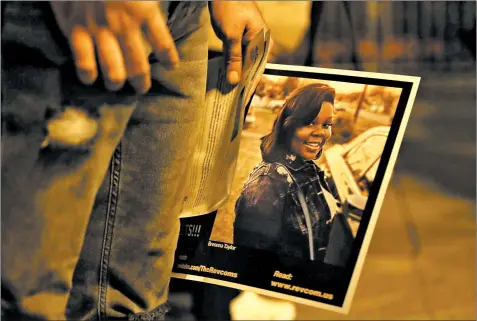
left=233, top=83, right=346, bottom=264
left=209, top=75, right=401, bottom=266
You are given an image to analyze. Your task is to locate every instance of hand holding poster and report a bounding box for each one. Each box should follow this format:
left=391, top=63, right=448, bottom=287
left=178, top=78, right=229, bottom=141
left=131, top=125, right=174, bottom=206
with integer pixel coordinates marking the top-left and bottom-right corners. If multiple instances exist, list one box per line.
left=173, top=63, right=420, bottom=314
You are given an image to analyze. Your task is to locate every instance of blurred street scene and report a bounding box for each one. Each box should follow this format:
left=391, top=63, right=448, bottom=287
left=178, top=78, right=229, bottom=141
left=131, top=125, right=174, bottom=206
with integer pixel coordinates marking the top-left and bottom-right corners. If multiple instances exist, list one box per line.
left=170, top=2, right=476, bottom=320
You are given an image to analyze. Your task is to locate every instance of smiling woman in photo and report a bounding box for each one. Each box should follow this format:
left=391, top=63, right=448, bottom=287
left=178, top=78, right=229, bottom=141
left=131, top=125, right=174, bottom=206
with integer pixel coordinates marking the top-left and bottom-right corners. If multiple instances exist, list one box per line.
left=233, top=83, right=345, bottom=262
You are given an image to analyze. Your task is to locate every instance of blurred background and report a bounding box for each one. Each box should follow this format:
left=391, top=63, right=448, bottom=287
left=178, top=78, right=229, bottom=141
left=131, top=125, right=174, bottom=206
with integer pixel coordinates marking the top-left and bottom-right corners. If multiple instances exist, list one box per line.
left=169, top=2, right=476, bottom=320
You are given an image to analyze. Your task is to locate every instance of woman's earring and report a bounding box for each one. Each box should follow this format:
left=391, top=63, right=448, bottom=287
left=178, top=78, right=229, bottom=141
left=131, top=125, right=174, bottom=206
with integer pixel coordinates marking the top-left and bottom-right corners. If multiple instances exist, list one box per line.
left=286, top=153, right=297, bottom=162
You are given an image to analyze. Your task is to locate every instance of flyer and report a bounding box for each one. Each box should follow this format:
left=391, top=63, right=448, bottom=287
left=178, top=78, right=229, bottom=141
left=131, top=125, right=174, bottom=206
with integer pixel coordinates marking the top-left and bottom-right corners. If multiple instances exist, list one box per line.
left=173, top=64, right=420, bottom=313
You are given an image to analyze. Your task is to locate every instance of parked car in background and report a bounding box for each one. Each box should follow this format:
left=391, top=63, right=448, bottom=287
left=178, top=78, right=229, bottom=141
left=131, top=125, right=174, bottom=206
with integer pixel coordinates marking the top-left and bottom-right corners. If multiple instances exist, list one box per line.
left=323, top=126, right=391, bottom=222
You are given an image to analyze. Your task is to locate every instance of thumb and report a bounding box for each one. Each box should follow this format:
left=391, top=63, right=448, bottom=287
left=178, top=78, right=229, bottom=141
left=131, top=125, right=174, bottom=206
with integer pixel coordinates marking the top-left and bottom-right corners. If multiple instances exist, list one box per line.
left=224, top=35, right=243, bottom=85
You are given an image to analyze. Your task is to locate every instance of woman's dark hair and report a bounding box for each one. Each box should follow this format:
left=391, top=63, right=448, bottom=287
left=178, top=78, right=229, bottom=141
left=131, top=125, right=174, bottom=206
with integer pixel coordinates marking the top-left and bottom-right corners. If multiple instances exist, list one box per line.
left=260, top=83, right=335, bottom=162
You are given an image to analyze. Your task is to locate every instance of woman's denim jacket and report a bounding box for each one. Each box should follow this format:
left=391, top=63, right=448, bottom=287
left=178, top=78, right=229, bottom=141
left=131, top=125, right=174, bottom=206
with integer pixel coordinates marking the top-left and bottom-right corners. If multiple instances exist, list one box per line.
left=234, top=157, right=341, bottom=261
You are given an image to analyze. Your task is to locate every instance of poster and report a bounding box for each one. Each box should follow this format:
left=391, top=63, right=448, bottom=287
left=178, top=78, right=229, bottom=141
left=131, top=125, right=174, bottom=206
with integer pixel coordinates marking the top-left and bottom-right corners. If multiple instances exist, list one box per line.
left=173, top=64, right=420, bottom=313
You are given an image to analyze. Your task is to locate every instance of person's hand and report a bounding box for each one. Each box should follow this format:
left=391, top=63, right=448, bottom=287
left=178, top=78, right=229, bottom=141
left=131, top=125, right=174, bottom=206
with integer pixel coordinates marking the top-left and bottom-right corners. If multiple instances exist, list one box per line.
left=50, top=1, right=179, bottom=94
left=209, top=1, right=268, bottom=85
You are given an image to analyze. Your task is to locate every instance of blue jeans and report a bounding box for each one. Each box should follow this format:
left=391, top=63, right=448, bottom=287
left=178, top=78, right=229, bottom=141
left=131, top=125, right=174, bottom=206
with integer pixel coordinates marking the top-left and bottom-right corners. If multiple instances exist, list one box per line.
left=1, top=2, right=208, bottom=320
